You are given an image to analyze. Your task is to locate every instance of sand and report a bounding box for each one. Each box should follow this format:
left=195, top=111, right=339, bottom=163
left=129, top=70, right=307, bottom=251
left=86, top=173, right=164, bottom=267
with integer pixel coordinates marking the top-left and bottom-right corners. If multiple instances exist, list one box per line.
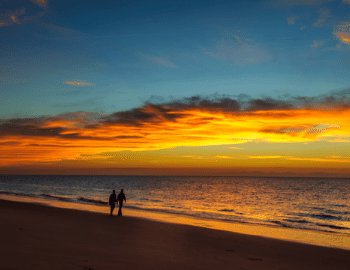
left=0, top=199, right=349, bottom=270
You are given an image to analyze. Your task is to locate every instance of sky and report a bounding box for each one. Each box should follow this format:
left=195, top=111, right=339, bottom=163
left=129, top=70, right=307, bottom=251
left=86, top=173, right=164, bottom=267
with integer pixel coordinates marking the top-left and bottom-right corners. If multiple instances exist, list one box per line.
left=1, top=0, right=350, bottom=176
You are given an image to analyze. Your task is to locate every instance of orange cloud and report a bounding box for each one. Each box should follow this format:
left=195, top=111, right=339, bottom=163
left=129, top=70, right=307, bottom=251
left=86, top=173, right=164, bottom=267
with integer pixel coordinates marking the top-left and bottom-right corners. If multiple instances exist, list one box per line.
left=246, top=155, right=349, bottom=163
left=311, top=40, right=324, bottom=48
left=1, top=96, right=350, bottom=169
left=247, top=155, right=289, bottom=159
left=287, top=16, right=299, bottom=25
left=65, top=81, right=93, bottom=86
left=0, top=21, right=9, bottom=27
left=30, top=0, right=48, bottom=7
left=334, top=32, right=350, bottom=44
left=334, top=22, right=350, bottom=44
left=0, top=4, right=46, bottom=27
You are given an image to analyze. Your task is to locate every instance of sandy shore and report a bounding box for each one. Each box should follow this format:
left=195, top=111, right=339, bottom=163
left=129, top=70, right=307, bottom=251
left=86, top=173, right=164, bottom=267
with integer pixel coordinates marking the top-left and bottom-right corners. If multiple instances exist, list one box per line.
left=1, top=199, right=349, bottom=270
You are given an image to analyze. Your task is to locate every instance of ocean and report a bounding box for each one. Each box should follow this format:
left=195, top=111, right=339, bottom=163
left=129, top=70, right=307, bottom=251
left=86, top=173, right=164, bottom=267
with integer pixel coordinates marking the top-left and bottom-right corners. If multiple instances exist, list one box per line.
left=1, top=175, right=350, bottom=248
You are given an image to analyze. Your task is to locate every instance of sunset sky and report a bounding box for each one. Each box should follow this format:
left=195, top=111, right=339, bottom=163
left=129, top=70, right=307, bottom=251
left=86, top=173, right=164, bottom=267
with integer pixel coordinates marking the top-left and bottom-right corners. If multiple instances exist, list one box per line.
left=1, top=0, right=350, bottom=176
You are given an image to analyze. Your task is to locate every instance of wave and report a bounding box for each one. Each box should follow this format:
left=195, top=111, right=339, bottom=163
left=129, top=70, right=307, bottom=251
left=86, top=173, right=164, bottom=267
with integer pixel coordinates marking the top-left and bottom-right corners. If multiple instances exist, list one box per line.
left=325, top=209, right=350, bottom=216
left=316, top=223, right=350, bottom=231
left=311, top=214, right=342, bottom=220
left=331, top=204, right=347, bottom=208
left=77, top=197, right=108, bottom=205
left=270, top=220, right=284, bottom=225
left=0, top=190, right=37, bottom=197
left=137, top=198, right=162, bottom=203
left=219, top=209, right=235, bottom=212
left=40, top=194, right=74, bottom=202
left=297, top=212, right=342, bottom=220
left=283, top=218, right=309, bottom=224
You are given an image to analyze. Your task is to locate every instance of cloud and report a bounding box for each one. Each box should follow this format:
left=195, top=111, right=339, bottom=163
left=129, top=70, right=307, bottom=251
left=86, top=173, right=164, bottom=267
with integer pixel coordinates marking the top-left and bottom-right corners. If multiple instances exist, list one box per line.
left=334, top=32, right=350, bottom=45
left=286, top=157, right=350, bottom=163
left=0, top=8, right=25, bottom=26
left=0, top=21, right=9, bottom=26
left=247, top=155, right=290, bottom=159
left=265, top=0, right=336, bottom=7
left=261, top=126, right=312, bottom=134
left=0, top=2, right=47, bottom=27
left=65, top=81, right=93, bottom=86
left=10, top=8, right=25, bottom=24
left=247, top=98, right=293, bottom=111
left=307, top=123, right=340, bottom=134
left=245, top=155, right=349, bottom=163
left=148, top=56, right=178, bottom=68
left=311, top=40, right=324, bottom=47
left=30, top=0, right=48, bottom=8
left=37, top=22, right=83, bottom=36
left=335, top=22, right=350, bottom=32
left=333, top=22, right=350, bottom=44
left=1, top=91, right=350, bottom=165
left=312, top=9, right=330, bottom=28
left=287, top=16, right=299, bottom=25
left=215, top=155, right=234, bottom=159
left=205, top=39, right=271, bottom=66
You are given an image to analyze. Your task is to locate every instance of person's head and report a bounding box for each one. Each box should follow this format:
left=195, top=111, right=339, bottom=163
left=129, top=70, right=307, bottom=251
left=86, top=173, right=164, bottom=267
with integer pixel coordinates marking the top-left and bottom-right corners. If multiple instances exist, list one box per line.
left=121, top=189, right=123, bottom=193
left=112, top=190, right=115, bottom=194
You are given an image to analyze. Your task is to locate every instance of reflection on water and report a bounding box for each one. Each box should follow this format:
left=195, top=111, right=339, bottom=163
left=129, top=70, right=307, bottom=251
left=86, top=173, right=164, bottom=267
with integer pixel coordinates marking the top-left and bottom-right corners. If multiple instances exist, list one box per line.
left=1, top=175, right=350, bottom=249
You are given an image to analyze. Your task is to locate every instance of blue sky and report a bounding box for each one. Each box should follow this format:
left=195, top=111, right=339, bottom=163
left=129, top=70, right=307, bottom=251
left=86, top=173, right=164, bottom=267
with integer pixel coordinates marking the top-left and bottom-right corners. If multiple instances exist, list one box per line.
left=1, top=0, right=350, bottom=118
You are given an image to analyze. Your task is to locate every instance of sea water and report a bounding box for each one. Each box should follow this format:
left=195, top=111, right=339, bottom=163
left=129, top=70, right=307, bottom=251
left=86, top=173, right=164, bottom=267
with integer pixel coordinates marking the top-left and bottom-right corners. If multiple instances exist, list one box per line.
left=1, top=175, right=350, bottom=248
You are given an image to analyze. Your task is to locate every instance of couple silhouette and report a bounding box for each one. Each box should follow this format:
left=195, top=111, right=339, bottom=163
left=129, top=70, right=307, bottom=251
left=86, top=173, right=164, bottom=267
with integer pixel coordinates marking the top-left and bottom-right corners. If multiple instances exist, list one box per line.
left=109, top=189, right=126, bottom=216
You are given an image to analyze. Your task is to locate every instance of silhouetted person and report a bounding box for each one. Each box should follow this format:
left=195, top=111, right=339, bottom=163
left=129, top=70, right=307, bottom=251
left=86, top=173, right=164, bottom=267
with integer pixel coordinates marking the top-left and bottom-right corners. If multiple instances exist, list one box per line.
left=117, top=189, right=126, bottom=216
left=109, top=190, right=117, bottom=216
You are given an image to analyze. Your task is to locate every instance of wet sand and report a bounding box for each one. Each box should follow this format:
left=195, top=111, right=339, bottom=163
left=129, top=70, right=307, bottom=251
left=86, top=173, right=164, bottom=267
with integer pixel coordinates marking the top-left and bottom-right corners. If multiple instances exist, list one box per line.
left=1, top=199, right=349, bottom=270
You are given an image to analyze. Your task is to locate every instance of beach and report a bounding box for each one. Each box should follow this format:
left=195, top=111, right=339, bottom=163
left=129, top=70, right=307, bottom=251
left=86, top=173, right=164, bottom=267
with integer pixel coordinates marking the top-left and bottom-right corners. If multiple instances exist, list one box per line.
left=1, top=199, right=350, bottom=270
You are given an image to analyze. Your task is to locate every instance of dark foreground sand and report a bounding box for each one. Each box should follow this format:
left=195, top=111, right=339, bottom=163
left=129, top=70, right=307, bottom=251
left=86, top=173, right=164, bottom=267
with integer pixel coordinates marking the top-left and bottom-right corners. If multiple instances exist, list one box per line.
left=1, top=199, right=349, bottom=270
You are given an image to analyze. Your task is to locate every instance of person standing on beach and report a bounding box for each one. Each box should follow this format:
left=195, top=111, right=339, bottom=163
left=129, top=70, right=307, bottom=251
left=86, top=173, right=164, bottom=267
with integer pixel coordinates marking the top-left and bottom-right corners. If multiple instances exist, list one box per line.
left=117, top=189, right=126, bottom=216
left=109, top=190, right=117, bottom=216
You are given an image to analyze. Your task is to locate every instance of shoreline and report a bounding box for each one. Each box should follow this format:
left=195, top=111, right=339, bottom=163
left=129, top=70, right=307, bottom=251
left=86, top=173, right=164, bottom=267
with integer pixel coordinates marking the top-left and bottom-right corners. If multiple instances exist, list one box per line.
left=1, top=198, right=350, bottom=270
left=1, top=194, right=350, bottom=252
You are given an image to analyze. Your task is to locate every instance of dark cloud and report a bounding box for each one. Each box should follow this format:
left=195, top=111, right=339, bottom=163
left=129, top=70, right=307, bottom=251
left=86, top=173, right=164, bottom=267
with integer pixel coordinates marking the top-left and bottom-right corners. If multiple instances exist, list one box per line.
left=292, top=89, right=350, bottom=109
left=1, top=90, right=349, bottom=139
left=0, top=121, right=65, bottom=137
left=104, top=104, right=187, bottom=127
left=166, top=96, right=241, bottom=112
left=114, top=135, right=144, bottom=139
left=261, top=126, right=312, bottom=134
left=247, top=98, right=294, bottom=111
left=0, top=117, right=107, bottom=140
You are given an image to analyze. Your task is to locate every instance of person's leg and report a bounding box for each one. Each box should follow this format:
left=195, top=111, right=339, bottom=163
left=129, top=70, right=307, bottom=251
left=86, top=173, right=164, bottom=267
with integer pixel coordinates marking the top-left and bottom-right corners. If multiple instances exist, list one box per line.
left=118, top=203, right=123, bottom=216
left=110, top=205, right=115, bottom=216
